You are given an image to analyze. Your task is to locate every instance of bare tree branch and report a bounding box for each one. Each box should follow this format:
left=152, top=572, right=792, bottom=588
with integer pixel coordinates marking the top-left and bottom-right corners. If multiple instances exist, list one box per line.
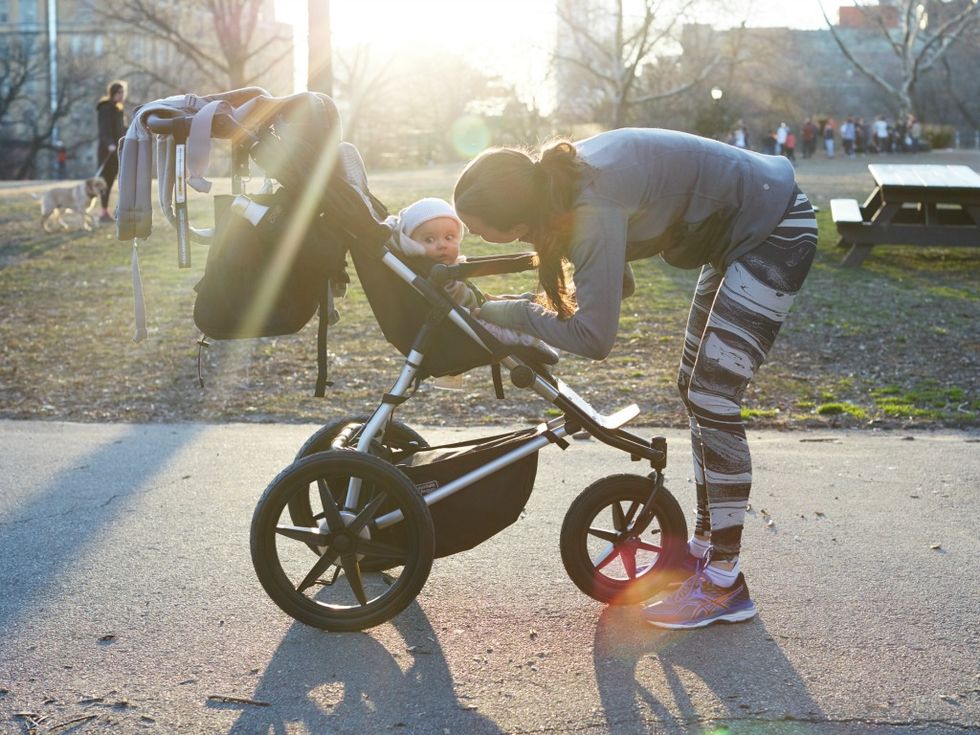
left=819, top=0, right=980, bottom=117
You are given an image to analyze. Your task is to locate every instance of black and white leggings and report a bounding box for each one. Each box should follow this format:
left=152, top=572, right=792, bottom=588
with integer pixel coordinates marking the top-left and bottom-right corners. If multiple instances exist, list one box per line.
left=677, top=190, right=818, bottom=562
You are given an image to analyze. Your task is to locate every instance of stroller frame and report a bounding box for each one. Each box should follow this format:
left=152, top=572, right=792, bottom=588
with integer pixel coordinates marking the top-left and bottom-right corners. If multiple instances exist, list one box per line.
left=137, top=90, right=689, bottom=632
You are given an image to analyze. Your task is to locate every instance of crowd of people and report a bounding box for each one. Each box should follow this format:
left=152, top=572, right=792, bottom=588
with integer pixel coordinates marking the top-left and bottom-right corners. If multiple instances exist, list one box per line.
left=724, top=114, right=925, bottom=161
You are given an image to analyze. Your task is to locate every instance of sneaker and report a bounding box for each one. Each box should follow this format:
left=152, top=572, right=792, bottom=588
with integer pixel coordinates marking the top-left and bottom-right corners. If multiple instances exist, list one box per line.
left=642, top=571, right=757, bottom=629
left=99, top=212, right=114, bottom=223
left=665, top=551, right=702, bottom=585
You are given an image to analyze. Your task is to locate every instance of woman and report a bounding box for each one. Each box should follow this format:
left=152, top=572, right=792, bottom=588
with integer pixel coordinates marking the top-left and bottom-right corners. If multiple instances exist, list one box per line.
left=95, top=80, right=128, bottom=222
left=453, top=128, right=817, bottom=630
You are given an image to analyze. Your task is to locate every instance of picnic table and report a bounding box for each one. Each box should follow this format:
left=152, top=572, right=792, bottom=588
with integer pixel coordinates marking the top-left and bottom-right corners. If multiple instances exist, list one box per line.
left=830, top=163, right=980, bottom=266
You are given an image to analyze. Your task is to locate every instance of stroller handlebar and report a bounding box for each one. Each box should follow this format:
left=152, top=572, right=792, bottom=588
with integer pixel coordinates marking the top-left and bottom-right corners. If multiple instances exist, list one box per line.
left=430, top=252, right=539, bottom=285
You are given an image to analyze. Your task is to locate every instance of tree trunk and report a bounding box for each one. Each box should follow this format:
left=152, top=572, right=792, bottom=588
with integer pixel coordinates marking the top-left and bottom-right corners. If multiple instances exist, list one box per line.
left=308, top=0, right=332, bottom=95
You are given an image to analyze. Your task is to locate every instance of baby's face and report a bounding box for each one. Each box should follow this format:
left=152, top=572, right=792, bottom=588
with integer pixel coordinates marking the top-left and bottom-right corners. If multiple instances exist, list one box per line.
left=410, top=217, right=462, bottom=264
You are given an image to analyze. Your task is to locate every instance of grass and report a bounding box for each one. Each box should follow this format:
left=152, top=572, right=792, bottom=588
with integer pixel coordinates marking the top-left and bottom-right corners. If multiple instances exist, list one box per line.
left=0, top=168, right=978, bottom=429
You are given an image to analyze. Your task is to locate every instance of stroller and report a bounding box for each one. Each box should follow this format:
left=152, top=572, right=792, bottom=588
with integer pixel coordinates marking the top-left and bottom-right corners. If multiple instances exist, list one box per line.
left=130, top=89, right=689, bottom=632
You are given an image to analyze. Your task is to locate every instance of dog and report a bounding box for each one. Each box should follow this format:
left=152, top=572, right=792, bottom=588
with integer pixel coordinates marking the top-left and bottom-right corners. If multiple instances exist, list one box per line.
left=35, top=176, right=107, bottom=232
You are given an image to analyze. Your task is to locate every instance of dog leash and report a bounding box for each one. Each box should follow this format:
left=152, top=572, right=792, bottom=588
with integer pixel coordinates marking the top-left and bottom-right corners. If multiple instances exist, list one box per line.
left=93, top=150, right=115, bottom=179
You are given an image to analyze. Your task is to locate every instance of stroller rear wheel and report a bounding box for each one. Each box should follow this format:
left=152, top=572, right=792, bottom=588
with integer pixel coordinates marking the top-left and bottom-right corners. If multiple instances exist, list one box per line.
left=289, top=415, right=429, bottom=565
left=560, top=474, right=687, bottom=605
left=295, top=415, right=429, bottom=461
left=251, top=450, right=434, bottom=632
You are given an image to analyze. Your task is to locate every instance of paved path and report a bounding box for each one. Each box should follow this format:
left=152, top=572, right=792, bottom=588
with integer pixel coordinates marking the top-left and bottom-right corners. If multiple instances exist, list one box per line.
left=0, top=421, right=978, bottom=734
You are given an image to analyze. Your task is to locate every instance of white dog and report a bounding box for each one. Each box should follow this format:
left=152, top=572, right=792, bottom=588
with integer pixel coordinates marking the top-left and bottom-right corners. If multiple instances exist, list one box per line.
left=35, top=177, right=107, bottom=232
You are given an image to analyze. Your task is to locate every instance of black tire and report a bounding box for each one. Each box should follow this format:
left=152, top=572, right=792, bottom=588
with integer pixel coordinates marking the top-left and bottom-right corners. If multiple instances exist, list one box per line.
left=560, top=474, right=687, bottom=605
left=251, top=450, right=435, bottom=632
left=295, top=415, right=428, bottom=461
left=289, top=416, right=429, bottom=562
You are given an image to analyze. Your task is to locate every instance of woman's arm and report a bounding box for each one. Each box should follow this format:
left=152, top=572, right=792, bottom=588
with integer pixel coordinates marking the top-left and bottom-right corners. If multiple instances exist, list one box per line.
left=476, top=203, right=629, bottom=359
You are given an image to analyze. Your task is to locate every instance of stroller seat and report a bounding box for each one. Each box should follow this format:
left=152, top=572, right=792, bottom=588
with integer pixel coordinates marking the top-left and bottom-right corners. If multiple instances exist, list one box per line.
left=334, top=141, right=559, bottom=379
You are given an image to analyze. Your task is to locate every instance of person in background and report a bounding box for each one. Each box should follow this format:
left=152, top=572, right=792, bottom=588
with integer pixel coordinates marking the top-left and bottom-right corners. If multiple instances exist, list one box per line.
left=873, top=115, right=889, bottom=154
left=855, top=118, right=868, bottom=155
left=775, top=122, right=788, bottom=155
left=909, top=116, right=923, bottom=153
left=841, top=117, right=856, bottom=159
left=784, top=129, right=796, bottom=162
left=732, top=122, right=748, bottom=150
left=95, top=80, right=127, bottom=223
left=453, top=129, right=817, bottom=629
left=823, top=118, right=836, bottom=159
left=802, top=118, right=818, bottom=159
left=55, top=142, right=68, bottom=179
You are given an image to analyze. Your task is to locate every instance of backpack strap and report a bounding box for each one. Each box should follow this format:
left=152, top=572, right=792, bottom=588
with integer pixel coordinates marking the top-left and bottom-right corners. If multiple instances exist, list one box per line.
left=315, top=280, right=340, bottom=396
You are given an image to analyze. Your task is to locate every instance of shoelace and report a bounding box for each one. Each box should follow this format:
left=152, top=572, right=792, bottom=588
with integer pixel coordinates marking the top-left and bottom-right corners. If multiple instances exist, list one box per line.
left=666, top=546, right=715, bottom=602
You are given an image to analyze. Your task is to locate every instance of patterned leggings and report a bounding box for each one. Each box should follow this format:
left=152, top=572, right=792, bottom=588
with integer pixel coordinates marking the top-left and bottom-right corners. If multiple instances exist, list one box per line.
left=677, top=190, right=818, bottom=562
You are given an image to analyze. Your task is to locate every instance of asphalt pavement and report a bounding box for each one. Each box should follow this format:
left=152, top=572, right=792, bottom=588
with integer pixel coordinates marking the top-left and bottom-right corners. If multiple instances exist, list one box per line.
left=0, top=420, right=978, bottom=734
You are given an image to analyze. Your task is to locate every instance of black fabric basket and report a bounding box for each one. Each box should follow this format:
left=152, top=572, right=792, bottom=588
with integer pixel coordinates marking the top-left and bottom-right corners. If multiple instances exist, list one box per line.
left=392, top=429, right=539, bottom=558
left=193, top=191, right=341, bottom=339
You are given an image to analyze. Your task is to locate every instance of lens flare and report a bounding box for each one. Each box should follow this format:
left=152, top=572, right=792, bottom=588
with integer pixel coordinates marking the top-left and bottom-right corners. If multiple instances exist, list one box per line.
left=451, top=115, right=491, bottom=158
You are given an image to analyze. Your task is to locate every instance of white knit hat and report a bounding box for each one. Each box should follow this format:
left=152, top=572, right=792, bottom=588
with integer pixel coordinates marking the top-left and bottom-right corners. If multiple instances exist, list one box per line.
left=398, top=197, right=464, bottom=240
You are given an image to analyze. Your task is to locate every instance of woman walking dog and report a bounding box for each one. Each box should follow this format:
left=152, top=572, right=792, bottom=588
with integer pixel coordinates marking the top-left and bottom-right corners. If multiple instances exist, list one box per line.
left=95, top=80, right=127, bottom=223
left=453, top=128, right=817, bottom=629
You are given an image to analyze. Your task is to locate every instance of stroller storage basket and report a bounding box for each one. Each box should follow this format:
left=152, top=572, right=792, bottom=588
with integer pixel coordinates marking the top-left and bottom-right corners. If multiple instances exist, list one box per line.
left=394, top=429, right=538, bottom=558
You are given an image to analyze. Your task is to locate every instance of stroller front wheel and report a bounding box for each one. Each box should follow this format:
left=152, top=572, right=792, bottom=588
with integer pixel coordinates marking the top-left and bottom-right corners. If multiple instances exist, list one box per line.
left=251, top=450, right=435, bottom=632
left=560, top=474, right=687, bottom=605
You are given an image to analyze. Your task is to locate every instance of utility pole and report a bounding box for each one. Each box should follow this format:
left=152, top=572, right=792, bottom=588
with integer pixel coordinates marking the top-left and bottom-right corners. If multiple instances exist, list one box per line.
left=307, top=0, right=333, bottom=96
left=47, top=0, right=59, bottom=151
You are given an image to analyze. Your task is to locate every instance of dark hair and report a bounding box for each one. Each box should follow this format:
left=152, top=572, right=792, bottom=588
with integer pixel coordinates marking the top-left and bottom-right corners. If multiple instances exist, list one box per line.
left=99, top=80, right=127, bottom=107
left=453, top=141, right=588, bottom=319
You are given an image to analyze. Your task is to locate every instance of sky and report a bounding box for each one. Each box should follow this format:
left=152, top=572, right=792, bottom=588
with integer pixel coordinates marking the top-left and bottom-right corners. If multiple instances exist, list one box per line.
left=274, top=0, right=842, bottom=95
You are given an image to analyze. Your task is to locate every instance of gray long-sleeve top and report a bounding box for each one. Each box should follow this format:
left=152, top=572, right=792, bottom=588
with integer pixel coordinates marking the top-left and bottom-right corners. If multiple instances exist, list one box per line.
left=476, top=128, right=798, bottom=359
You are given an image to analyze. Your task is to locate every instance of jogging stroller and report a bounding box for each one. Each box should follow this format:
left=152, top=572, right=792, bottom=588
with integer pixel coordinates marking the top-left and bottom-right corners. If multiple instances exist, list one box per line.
left=130, top=89, right=689, bottom=632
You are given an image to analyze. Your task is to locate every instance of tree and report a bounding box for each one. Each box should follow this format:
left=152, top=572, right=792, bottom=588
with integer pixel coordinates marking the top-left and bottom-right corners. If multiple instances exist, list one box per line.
left=820, top=0, right=980, bottom=119
left=554, top=0, right=723, bottom=128
left=0, top=37, right=94, bottom=178
left=87, top=0, right=293, bottom=91
left=308, top=0, right=333, bottom=95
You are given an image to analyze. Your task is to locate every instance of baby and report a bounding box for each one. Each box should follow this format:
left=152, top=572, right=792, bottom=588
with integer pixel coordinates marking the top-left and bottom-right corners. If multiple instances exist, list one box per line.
left=388, top=197, right=558, bottom=361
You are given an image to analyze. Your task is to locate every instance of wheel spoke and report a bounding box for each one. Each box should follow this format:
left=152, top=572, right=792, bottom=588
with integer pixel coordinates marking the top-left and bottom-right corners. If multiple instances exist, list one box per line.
left=317, top=479, right=344, bottom=531
left=347, top=490, right=387, bottom=535
left=276, top=524, right=328, bottom=545
left=594, top=544, right=620, bottom=572
left=636, top=541, right=663, bottom=554
left=357, top=538, right=408, bottom=561
left=588, top=527, right=619, bottom=544
left=620, top=545, right=638, bottom=579
left=297, top=549, right=340, bottom=592
left=611, top=502, right=626, bottom=532
left=340, top=553, right=367, bottom=604
left=623, top=500, right=640, bottom=527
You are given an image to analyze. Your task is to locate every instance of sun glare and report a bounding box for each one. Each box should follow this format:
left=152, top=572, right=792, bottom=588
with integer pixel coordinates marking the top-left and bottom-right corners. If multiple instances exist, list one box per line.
left=274, top=1, right=838, bottom=95
left=275, top=0, right=555, bottom=99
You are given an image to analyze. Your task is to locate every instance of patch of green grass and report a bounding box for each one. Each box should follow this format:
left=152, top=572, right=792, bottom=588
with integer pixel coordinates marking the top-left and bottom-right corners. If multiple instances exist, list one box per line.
left=816, top=402, right=866, bottom=420
left=0, top=174, right=976, bottom=429
left=741, top=407, right=779, bottom=420
left=870, top=380, right=974, bottom=421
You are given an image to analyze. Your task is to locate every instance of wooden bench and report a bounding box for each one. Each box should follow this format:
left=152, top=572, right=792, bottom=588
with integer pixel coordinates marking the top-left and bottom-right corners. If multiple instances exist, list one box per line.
left=830, top=198, right=864, bottom=224
left=831, top=164, right=980, bottom=266
left=830, top=198, right=871, bottom=266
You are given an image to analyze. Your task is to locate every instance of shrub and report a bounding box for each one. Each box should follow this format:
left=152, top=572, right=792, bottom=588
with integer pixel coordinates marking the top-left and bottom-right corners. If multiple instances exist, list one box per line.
left=923, top=124, right=955, bottom=150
